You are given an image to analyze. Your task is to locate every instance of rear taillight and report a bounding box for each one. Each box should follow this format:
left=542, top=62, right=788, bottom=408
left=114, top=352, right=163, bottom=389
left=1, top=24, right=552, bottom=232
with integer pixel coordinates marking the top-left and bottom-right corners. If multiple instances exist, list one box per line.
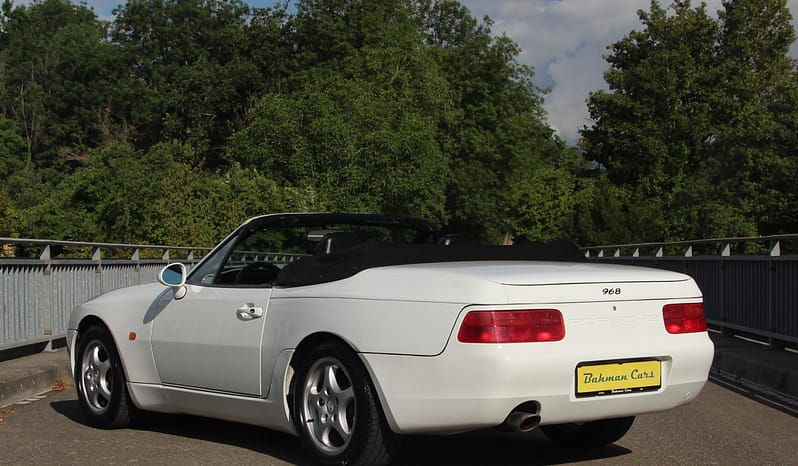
left=663, top=303, right=707, bottom=334
left=457, top=309, right=565, bottom=343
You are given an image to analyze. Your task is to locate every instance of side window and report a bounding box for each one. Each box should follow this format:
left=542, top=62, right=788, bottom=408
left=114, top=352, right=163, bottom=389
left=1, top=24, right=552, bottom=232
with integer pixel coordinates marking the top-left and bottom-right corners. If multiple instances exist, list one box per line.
left=188, top=226, right=313, bottom=287
left=186, top=234, right=238, bottom=285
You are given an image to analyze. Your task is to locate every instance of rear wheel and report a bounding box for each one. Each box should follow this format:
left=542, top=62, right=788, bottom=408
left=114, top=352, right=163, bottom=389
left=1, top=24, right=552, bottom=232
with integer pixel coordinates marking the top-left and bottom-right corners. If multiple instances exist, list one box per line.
left=541, top=416, right=635, bottom=448
left=292, top=341, right=400, bottom=465
left=75, top=325, right=137, bottom=428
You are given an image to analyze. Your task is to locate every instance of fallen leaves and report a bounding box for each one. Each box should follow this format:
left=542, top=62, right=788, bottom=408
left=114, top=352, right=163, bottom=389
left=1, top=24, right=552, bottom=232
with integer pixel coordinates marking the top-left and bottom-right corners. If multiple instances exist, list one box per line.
left=0, top=407, right=17, bottom=424
left=51, top=379, right=73, bottom=391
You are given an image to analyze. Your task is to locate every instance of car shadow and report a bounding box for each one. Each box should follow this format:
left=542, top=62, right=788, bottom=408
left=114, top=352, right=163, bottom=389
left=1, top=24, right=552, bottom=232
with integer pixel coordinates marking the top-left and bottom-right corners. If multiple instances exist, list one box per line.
left=50, top=398, right=312, bottom=465
left=396, top=430, right=631, bottom=465
left=51, top=398, right=631, bottom=465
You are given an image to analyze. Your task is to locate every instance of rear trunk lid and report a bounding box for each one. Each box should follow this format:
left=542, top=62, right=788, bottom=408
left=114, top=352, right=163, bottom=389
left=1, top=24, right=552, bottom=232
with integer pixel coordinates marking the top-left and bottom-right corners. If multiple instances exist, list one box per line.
left=406, top=261, right=701, bottom=303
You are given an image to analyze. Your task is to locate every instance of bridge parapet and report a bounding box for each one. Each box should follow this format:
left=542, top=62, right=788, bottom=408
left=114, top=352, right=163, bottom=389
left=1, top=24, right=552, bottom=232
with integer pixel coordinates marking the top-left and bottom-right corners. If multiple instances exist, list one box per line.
left=0, top=237, right=210, bottom=353
left=582, top=235, right=798, bottom=350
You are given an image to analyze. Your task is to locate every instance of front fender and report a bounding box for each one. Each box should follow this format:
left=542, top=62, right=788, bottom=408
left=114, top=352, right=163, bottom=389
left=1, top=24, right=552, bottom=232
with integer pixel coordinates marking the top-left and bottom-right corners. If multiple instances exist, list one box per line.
left=68, top=283, right=169, bottom=385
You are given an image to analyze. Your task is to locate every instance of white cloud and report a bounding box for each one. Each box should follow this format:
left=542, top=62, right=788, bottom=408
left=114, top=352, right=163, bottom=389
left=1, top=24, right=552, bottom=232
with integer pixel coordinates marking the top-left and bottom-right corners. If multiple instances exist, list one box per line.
left=463, top=0, right=798, bottom=144
left=544, top=40, right=608, bottom=141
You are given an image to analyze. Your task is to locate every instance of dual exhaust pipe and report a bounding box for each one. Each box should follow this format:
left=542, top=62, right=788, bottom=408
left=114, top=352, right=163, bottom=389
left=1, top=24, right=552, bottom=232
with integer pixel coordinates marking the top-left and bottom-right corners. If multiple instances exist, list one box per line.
left=499, top=401, right=541, bottom=433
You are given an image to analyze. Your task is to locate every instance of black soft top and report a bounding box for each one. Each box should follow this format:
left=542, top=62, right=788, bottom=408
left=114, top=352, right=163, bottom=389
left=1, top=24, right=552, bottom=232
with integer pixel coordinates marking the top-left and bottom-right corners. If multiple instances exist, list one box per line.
left=275, top=238, right=584, bottom=287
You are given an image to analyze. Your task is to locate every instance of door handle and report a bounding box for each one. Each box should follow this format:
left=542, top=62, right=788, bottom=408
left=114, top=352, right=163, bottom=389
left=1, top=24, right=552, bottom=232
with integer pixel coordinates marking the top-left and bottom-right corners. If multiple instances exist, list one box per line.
left=236, top=304, right=264, bottom=321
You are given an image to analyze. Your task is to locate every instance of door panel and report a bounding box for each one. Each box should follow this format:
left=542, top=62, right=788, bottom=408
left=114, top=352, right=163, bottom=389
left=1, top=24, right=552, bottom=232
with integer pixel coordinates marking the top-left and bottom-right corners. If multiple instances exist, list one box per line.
left=151, top=285, right=270, bottom=396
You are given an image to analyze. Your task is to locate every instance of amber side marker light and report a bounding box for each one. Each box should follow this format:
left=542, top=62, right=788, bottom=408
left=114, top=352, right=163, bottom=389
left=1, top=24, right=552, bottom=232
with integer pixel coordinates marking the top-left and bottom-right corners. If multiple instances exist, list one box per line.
left=129, top=332, right=137, bottom=341
left=458, top=309, right=565, bottom=343
left=663, top=303, right=707, bottom=334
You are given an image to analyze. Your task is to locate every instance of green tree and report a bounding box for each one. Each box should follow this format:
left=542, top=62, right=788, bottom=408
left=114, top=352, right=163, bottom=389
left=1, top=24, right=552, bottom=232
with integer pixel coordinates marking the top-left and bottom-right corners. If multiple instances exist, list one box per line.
left=0, top=0, right=124, bottom=175
left=3, top=0, right=575, bottom=246
left=30, top=142, right=311, bottom=245
left=417, top=1, right=562, bottom=241
left=268, top=0, right=563, bottom=242
left=581, top=1, right=719, bottom=240
left=0, top=184, right=23, bottom=237
left=230, top=50, right=452, bottom=223
left=713, top=0, right=798, bottom=235
left=110, top=0, right=290, bottom=166
left=0, top=115, right=26, bottom=180
left=582, top=0, right=798, bottom=240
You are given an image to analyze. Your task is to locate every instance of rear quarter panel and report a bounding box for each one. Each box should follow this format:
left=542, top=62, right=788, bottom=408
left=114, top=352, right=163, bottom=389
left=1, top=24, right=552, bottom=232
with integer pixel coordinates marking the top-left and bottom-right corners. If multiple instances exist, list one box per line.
left=265, top=263, right=509, bottom=356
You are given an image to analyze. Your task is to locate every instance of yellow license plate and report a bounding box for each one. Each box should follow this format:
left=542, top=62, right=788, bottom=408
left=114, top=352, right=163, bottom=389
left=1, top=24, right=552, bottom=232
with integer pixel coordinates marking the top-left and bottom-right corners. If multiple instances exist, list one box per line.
left=576, top=360, right=661, bottom=397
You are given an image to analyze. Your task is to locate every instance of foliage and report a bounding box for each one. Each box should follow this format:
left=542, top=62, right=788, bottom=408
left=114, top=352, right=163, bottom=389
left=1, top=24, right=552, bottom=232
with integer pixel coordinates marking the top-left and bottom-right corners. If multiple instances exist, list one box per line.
left=3, top=0, right=798, bottom=247
left=232, top=0, right=560, bottom=241
left=0, top=183, right=23, bottom=237
left=582, top=0, right=798, bottom=240
left=0, top=0, right=123, bottom=175
left=109, top=0, right=291, bottom=167
left=0, top=115, right=26, bottom=180
left=232, top=0, right=453, bottom=225
left=29, top=142, right=312, bottom=245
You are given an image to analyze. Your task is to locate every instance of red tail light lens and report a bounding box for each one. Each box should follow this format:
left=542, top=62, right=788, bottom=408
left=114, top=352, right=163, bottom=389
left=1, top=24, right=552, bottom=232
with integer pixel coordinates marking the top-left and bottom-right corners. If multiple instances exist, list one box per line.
left=458, top=309, right=565, bottom=343
left=663, top=303, right=707, bottom=334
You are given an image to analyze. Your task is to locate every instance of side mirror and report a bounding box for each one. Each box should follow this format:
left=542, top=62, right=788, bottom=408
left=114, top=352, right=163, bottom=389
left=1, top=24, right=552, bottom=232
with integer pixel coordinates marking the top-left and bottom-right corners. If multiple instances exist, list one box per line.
left=158, top=263, right=187, bottom=299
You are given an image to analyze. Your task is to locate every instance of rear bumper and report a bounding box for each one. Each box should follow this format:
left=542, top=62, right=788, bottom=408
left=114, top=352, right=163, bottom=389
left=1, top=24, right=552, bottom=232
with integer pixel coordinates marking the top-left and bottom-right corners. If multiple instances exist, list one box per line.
left=362, top=332, right=714, bottom=434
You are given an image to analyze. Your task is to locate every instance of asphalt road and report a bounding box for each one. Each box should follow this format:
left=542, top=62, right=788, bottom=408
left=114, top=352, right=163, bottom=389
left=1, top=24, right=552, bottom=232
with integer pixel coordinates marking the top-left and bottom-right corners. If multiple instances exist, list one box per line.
left=1, top=382, right=796, bottom=466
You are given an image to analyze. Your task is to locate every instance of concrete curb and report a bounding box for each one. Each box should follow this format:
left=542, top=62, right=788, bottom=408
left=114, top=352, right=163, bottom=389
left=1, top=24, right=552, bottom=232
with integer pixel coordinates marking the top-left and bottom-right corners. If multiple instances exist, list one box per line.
left=708, top=332, right=798, bottom=412
left=0, top=348, right=71, bottom=408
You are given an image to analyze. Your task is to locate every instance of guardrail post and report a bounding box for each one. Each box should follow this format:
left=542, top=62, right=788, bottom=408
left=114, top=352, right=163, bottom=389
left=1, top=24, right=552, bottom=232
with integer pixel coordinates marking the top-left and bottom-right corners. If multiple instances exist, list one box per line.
left=767, top=242, right=785, bottom=350
left=132, top=248, right=141, bottom=283
left=721, top=243, right=731, bottom=256
left=769, top=241, right=780, bottom=257
left=93, top=246, right=103, bottom=295
left=39, top=245, right=54, bottom=351
left=719, top=246, right=731, bottom=336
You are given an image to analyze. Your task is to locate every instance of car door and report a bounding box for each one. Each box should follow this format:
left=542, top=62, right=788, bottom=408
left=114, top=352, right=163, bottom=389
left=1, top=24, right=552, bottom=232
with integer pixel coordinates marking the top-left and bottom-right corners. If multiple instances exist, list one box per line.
left=150, top=285, right=269, bottom=396
left=150, top=224, right=285, bottom=396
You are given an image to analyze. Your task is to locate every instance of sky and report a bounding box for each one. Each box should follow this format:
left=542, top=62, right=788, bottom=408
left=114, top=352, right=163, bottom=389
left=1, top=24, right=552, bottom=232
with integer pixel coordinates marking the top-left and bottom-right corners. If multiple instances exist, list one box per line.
left=461, top=0, right=798, bottom=144
left=69, top=0, right=798, bottom=144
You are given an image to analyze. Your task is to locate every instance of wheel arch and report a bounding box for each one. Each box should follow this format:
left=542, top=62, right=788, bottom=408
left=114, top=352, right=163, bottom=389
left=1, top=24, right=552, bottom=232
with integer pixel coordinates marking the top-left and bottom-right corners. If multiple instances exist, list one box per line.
left=73, top=316, right=110, bottom=371
left=290, top=332, right=357, bottom=368
left=287, top=332, right=401, bottom=434
left=74, top=315, right=133, bottom=384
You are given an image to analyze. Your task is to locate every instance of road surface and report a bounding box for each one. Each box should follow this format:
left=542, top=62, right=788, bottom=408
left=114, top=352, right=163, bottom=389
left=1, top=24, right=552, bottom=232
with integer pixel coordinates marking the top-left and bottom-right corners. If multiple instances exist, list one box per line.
left=1, top=382, right=796, bottom=465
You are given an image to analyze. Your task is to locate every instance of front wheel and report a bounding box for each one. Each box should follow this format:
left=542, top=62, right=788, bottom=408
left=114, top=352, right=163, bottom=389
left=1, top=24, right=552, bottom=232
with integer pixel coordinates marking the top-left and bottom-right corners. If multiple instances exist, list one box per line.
left=541, top=416, right=635, bottom=448
left=75, top=325, right=137, bottom=428
left=292, top=341, right=400, bottom=465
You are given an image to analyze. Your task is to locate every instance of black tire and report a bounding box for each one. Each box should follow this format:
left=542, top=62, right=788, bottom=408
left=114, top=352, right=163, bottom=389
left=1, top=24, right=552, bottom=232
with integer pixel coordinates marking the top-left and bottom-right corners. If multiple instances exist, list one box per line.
left=75, top=325, right=137, bottom=428
left=291, top=341, right=400, bottom=465
left=541, top=416, right=635, bottom=448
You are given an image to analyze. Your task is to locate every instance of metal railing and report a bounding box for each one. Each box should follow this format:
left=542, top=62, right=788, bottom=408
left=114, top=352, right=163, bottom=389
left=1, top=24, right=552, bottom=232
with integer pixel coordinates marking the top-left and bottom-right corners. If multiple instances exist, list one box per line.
left=582, top=234, right=798, bottom=349
left=4, top=232, right=797, bottom=352
left=0, top=237, right=211, bottom=351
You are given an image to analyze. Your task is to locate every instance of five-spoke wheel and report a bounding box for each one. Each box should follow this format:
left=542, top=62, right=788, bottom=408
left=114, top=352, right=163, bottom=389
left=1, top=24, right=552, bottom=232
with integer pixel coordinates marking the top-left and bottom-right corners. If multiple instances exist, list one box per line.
left=79, top=338, right=115, bottom=415
left=292, top=341, right=399, bottom=465
left=300, top=356, right=357, bottom=455
left=75, top=326, right=136, bottom=428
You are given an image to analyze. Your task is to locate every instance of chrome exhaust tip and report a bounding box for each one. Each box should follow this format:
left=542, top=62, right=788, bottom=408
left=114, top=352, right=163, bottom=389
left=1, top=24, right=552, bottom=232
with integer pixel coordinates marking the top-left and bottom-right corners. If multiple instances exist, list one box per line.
left=499, top=401, right=541, bottom=432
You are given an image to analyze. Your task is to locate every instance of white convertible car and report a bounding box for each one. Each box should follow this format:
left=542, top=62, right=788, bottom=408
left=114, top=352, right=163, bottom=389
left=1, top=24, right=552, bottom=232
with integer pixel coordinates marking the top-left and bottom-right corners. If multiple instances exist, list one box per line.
left=67, top=213, right=714, bottom=465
